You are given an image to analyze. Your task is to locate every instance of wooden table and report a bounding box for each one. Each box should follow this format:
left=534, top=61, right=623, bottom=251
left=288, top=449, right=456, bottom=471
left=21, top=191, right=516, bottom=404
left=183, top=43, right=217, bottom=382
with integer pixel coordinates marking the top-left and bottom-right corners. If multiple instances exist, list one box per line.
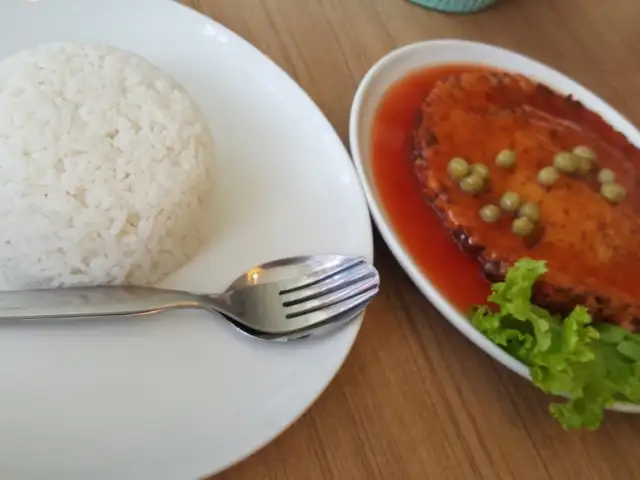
left=182, top=1, right=640, bottom=478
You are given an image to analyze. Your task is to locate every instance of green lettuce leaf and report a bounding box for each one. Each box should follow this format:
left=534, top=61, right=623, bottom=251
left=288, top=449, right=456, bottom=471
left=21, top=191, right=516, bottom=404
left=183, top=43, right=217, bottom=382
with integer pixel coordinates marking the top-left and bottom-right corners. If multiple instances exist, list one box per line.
left=471, top=258, right=640, bottom=430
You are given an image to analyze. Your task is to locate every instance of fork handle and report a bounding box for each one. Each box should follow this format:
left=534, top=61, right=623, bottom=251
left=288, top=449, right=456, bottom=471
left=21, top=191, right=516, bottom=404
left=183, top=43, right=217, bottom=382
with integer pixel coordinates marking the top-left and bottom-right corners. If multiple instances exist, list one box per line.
left=0, top=286, right=209, bottom=321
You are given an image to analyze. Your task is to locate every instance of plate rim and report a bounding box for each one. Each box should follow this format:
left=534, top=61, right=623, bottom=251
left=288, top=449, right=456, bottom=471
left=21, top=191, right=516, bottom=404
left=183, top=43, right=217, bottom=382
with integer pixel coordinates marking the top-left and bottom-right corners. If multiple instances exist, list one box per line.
left=348, top=38, right=640, bottom=414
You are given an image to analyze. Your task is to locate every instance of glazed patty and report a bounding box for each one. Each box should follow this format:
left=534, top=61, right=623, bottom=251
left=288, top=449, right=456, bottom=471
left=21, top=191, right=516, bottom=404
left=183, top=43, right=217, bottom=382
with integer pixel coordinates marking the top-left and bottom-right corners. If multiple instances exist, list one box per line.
left=413, top=70, right=640, bottom=330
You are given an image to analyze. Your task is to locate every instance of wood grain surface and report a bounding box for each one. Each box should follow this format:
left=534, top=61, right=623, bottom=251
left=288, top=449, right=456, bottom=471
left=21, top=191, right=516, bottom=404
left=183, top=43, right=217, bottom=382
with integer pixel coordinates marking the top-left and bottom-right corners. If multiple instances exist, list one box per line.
left=180, top=1, right=640, bottom=478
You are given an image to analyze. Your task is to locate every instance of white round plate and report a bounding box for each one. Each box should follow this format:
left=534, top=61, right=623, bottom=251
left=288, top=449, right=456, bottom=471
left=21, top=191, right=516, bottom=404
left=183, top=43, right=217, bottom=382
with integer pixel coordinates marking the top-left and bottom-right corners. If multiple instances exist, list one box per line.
left=349, top=39, right=640, bottom=414
left=0, top=1, right=373, bottom=479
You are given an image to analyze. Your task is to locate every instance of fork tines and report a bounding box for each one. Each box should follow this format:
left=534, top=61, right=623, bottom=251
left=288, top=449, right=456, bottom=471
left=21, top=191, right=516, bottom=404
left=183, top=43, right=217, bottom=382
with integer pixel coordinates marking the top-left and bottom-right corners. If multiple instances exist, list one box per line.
left=279, top=257, right=379, bottom=319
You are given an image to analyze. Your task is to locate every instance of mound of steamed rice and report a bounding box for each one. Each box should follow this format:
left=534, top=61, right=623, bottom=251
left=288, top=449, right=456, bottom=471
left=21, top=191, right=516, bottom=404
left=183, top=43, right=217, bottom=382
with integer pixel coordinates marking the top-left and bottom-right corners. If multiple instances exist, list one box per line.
left=0, top=42, right=213, bottom=290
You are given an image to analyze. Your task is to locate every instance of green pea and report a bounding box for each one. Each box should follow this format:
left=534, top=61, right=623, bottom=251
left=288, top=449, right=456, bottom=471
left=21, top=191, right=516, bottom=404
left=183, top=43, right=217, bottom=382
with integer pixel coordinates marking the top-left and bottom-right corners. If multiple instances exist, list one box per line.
left=512, top=217, right=535, bottom=238
left=500, top=191, right=521, bottom=212
left=460, top=174, right=485, bottom=195
left=577, top=156, right=593, bottom=176
left=471, top=163, right=490, bottom=180
left=597, top=168, right=616, bottom=184
left=495, top=149, right=516, bottom=169
left=479, top=204, right=501, bottom=223
left=573, top=145, right=597, bottom=161
left=553, top=152, right=579, bottom=173
left=448, top=157, right=469, bottom=181
left=537, top=166, right=560, bottom=186
left=518, top=202, right=540, bottom=222
left=601, top=182, right=627, bottom=203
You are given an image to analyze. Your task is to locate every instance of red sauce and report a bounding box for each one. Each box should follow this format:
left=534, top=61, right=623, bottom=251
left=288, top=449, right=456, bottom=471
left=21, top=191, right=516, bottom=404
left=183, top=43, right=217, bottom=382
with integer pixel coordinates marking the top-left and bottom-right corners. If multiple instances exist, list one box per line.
left=371, top=65, right=491, bottom=312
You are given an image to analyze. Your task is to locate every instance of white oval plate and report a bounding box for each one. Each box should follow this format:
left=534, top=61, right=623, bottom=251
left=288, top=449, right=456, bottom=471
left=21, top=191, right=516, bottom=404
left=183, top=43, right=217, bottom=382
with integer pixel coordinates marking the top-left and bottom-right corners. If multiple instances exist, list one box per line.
left=0, top=1, right=373, bottom=479
left=349, top=39, right=640, bottom=414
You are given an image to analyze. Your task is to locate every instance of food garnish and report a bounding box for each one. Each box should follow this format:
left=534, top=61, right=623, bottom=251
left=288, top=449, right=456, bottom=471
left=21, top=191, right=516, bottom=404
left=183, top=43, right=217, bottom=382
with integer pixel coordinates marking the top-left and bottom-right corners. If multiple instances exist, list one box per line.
left=499, top=191, right=521, bottom=212
left=573, top=145, right=597, bottom=161
left=479, top=204, right=501, bottom=223
left=600, top=182, right=627, bottom=203
left=448, top=157, right=470, bottom=181
left=495, top=149, right=516, bottom=169
left=471, top=163, right=490, bottom=179
left=511, top=216, right=535, bottom=237
left=553, top=151, right=579, bottom=173
left=472, top=258, right=640, bottom=431
left=460, top=173, right=485, bottom=194
left=597, top=168, right=616, bottom=184
left=576, top=156, right=593, bottom=176
left=537, top=166, right=559, bottom=186
left=518, top=202, right=539, bottom=222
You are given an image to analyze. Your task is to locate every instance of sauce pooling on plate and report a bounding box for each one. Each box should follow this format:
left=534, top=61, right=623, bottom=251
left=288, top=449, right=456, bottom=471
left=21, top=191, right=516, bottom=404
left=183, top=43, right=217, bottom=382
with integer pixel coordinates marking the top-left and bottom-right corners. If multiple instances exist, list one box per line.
left=371, top=65, right=492, bottom=312
left=373, top=64, right=640, bottom=330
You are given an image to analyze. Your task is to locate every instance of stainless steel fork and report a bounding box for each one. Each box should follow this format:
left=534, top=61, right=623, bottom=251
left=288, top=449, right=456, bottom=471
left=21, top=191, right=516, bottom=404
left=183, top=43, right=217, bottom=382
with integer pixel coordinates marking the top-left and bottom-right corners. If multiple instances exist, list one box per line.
left=0, top=255, right=380, bottom=341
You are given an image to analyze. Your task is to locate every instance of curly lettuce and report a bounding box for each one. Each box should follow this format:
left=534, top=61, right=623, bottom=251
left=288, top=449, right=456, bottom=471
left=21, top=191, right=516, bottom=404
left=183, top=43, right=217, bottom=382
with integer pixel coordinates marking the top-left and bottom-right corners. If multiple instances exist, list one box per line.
left=472, top=258, right=640, bottom=430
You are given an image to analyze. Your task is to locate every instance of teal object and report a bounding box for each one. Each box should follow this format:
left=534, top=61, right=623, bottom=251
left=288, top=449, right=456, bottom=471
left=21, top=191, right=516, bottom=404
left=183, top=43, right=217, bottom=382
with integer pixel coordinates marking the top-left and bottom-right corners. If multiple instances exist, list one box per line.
left=408, top=0, right=497, bottom=13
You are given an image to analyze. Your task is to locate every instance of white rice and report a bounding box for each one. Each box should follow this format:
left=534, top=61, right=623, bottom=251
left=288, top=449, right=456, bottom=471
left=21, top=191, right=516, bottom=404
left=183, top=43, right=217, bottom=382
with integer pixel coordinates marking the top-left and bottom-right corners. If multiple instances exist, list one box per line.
left=0, top=42, right=214, bottom=289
